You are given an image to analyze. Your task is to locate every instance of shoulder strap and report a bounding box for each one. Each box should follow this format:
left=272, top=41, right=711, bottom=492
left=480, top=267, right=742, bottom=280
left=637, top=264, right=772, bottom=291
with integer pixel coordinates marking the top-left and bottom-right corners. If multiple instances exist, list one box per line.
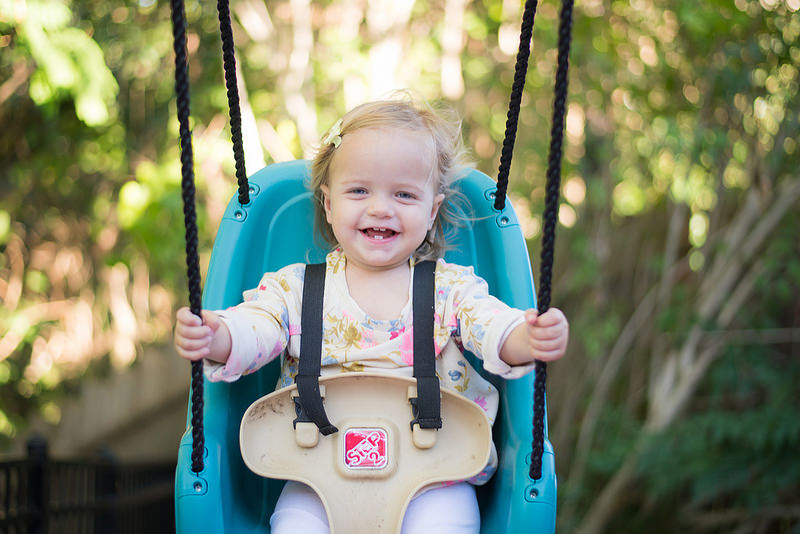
left=295, top=263, right=338, bottom=435
left=410, top=261, right=442, bottom=430
left=296, top=260, right=442, bottom=435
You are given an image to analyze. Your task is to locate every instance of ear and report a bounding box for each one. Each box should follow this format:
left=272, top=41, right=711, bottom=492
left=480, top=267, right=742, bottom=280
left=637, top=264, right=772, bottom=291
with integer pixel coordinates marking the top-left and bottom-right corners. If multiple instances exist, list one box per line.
left=320, top=184, right=333, bottom=224
left=428, top=193, right=445, bottom=230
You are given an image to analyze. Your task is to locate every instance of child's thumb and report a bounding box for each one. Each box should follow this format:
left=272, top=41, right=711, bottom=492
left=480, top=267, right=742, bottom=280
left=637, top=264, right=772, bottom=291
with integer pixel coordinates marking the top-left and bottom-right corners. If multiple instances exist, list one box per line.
left=202, top=310, right=221, bottom=332
left=524, top=308, right=539, bottom=325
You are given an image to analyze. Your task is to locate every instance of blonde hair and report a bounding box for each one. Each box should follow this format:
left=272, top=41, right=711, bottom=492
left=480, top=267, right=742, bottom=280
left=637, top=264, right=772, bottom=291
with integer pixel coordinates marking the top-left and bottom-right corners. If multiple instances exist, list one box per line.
left=310, top=96, right=471, bottom=261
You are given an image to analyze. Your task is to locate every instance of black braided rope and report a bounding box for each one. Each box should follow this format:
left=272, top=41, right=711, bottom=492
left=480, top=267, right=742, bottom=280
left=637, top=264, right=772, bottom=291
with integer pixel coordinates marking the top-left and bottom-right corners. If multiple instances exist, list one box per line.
left=217, top=0, right=249, bottom=205
left=170, top=0, right=205, bottom=475
left=529, top=0, right=574, bottom=481
left=494, top=0, right=539, bottom=211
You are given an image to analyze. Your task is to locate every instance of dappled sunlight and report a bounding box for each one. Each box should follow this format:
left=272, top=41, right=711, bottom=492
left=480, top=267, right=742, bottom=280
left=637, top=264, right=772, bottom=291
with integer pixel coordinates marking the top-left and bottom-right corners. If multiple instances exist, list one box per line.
left=25, top=299, right=93, bottom=385
left=566, top=103, right=585, bottom=144
left=441, top=0, right=468, bottom=99
left=612, top=181, right=646, bottom=217
left=1, top=234, right=175, bottom=379
left=637, top=36, right=658, bottom=67
left=497, top=0, right=522, bottom=56
left=563, top=176, right=586, bottom=206
left=107, top=263, right=137, bottom=368
left=508, top=194, right=540, bottom=240
left=688, top=249, right=705, bottom=272
left=558, top=204, right=577, bottom=228
left=688, top=212, right=709, bottom=248
left=0, top=214, right=175, bottom=441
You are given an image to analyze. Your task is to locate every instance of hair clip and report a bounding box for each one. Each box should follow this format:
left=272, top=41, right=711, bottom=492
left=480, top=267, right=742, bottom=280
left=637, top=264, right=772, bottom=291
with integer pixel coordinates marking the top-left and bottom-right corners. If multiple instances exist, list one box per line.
left=323, top=119, right=343, bottom=148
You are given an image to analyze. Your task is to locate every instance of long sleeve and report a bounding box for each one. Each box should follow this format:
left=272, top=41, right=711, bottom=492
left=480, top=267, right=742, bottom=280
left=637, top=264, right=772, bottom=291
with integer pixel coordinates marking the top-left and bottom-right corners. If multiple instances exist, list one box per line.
left=435, top=260, right=533, bottom=379
left=204, top=263, right=306, bottom=382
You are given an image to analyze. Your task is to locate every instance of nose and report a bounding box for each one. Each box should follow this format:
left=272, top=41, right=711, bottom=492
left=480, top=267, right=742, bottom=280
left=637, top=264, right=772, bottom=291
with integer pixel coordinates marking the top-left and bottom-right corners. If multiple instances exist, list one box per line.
left=367, top=194, right=393, bottom=217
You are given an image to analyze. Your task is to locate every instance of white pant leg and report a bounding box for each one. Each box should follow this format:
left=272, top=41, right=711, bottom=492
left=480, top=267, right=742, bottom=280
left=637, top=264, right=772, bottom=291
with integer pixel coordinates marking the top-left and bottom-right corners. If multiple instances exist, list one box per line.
left=401, top=483, right=480, bottom=534
left=270, top=481, right=330, bottom=534
left=270, top=481, right=480, bottom=534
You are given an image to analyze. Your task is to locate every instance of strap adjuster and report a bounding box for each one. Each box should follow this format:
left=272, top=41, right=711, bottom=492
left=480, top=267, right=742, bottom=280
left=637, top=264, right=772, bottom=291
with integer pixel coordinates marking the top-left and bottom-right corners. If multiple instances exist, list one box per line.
left=408, top=396, right=442, bottom=430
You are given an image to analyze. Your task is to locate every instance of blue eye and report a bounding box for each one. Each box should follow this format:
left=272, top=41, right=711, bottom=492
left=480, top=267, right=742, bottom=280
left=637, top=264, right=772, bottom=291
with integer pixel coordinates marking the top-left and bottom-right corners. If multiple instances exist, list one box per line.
left=397, top=191, right=416, bottom=200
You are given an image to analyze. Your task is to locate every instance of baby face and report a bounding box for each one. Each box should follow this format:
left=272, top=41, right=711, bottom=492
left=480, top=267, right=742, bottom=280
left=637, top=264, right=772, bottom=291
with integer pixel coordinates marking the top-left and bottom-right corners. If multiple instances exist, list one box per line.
left=320, top=127, right=444, bottom=273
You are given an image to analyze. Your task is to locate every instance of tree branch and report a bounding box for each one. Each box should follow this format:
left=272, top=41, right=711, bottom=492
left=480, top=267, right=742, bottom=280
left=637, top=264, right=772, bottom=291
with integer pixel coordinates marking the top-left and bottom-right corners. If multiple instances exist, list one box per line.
left=576, top=179, right=800, bottom=533
left=0, top=61, right=32, bottom=106
left=565, top=202, right=691, bottom=512
left=283, top=0, right=317, bottom=157
left=682, top=505, right=800, bottom=529
left=441, top=0, right=467, bottom=99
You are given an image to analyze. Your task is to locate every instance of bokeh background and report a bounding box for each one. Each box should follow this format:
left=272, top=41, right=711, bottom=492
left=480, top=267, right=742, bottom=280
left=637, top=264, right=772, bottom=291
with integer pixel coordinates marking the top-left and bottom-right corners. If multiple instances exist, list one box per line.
left=1, top=0, right=798, bottom=532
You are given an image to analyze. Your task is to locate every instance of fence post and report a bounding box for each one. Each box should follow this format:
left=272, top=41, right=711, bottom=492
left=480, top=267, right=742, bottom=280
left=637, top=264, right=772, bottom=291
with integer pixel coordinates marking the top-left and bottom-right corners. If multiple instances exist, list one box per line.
left=26, top=436, right=48, bottom=534
left=95, top=449, right=118, bottom=534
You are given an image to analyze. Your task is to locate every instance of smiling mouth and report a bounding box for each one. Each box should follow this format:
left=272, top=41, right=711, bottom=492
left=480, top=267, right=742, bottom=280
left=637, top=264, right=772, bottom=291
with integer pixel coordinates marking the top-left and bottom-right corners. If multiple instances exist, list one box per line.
left=361, top=227, right=397, bottom=240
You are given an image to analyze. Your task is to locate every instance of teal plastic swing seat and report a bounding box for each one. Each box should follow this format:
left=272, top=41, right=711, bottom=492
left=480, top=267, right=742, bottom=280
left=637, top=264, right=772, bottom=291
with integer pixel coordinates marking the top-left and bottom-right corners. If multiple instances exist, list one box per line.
left=174, top=160, right=556, bottom=533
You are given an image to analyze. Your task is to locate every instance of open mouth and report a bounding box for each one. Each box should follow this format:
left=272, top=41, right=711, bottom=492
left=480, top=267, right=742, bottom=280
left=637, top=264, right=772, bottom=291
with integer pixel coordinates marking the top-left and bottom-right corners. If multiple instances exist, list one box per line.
left=361, top=227, right=397, bottom=240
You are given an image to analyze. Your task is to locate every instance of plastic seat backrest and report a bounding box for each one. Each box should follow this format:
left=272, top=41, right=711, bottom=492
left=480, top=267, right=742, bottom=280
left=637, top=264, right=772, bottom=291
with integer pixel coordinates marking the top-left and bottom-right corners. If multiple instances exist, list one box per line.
left=174, top=160, right=556, bottom=533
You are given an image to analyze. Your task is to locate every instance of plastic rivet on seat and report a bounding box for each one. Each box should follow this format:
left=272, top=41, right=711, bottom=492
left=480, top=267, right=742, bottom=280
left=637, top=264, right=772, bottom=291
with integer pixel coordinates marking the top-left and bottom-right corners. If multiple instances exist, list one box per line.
left=523, top=485, right=540, bottom=502
left=295, top=421, right=320, bottom=448
left=411, top=424, right=437, bottom=449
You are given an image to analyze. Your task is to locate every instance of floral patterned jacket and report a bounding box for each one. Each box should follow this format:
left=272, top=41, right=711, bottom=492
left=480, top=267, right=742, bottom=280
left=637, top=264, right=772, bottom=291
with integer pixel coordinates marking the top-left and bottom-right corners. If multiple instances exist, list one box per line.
left=206, top=248, right=534, bottom=484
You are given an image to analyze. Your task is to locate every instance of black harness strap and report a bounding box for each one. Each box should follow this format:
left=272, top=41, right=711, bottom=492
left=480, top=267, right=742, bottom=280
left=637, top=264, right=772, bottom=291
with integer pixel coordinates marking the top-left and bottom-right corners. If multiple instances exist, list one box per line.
left=295, top=263, right=338, bottom=436
left=409, top=261, right=442, bottom=430
left=295, top=261, right=441, bottom=435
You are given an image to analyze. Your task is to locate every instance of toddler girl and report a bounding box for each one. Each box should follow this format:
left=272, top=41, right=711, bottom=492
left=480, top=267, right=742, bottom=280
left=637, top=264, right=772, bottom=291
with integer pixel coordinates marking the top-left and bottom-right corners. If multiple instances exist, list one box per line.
left=174, top=97, right=568, bottom=534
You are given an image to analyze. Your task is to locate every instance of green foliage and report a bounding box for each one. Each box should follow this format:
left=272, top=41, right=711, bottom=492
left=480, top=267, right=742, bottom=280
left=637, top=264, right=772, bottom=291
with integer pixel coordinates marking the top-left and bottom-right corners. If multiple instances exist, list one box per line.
left=635, top=346, right=800, bottom=530
left=0, top=0, right=193, bottom=447
left=4, top=0, right=119, bottom=125
left=549, top=0, right=799, bottom=530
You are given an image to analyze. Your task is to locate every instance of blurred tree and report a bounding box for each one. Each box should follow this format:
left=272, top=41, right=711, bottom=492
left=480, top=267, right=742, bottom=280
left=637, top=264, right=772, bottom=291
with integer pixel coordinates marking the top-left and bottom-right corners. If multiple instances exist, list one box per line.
left=0, top=0, right=206, bottom=447
left=544, top=1, right=800, bottom=532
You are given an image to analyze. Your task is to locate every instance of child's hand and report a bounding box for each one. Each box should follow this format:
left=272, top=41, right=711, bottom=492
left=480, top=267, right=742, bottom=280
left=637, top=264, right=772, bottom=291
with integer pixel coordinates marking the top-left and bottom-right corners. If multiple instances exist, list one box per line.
left=523, top=307, right=569, bottom=362
left=173, top=307, right=232, bottom=363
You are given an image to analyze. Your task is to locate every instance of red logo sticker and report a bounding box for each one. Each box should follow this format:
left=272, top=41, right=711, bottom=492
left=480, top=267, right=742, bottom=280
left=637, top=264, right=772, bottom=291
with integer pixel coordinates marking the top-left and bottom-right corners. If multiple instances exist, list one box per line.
left=344, top=428, right=388, bottom=469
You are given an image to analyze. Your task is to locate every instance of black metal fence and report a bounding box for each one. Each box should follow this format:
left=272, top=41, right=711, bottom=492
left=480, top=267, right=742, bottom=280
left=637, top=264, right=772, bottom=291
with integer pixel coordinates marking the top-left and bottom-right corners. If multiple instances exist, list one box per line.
left=0, top=437, right=175, bottom=534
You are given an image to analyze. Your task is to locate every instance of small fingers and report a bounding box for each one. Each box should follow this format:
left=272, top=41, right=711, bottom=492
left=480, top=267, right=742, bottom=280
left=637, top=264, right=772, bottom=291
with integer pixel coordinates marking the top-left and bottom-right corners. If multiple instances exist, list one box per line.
left=530, top=348, right=566, bottom=362
left=174, top=307, right=216, bottom=361
left=524, top=308, right=539, bottom=324
left=175, top=344, right=211, bottom=362
left=176, top=335, right=214, bottom=352
left=529, top=336, right=566, bottom=353
left=201, top=310, right=222, bottom=331
left=176, top=306, right=203, bottom=326
left=533, top=308, right=567, bottom=327
left=528, top=308, right=568, bottom=361
left=530, top=326, right=568, bottom=347
left=529, top=337, right=568, bottom=361
left=174, top=326, right=213, bottom=361
left=528, top=308, right=568, bottom=340
left=175, top=322, right=214, bottom=342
